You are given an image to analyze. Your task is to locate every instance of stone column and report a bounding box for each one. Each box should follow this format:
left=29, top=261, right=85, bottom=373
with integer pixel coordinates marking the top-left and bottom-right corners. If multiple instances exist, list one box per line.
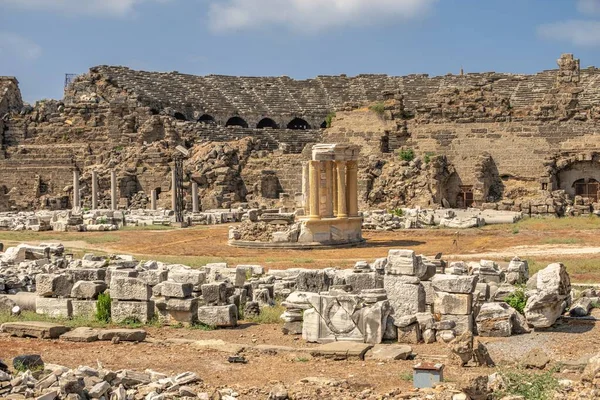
left=72, top=169, right=80, bottom=209
left=302, top=162, right=310, bottom=210
left=308, top=160, right=321, bottom=220
left=171, top=168, right=177, bottom=211
left=324, top=161, right=334, bottom=218
left=192, top=182, right=199, bottom=213
left=346, top=160, right=359, bottom=217
left=335, top=160, right=347, bottom=218
left=332, top=162, right=338, bottom=217
left=150, top=190, right=157, bottom=210
left=110, top=170, right=117, bottom=211
left=91, top=170, right=98, bottom=210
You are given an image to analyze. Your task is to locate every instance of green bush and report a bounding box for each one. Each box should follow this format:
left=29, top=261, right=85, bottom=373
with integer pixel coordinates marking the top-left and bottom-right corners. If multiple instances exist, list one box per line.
left=95, top=293, right=112, bottom=323
left=423, top=152, right=435, bottom=164
left=369, top=102, right=386, bottom=115
left=505, top=286, right=527, bottom=314
left=398, top=148, right=415, bottom=162
left=325, top=112, right=336, bottom=128
left=389, top=208, right=404, bottom=217
left=495, top=368, right=558, bottom=400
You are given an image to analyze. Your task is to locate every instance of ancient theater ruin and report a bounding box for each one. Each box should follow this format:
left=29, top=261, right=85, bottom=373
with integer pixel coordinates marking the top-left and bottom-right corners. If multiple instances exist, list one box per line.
left=0, top=53, right=599, bottom=228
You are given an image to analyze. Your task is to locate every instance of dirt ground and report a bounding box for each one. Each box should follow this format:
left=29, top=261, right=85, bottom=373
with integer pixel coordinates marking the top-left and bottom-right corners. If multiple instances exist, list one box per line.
left=0, top=313, right=598, bottom=394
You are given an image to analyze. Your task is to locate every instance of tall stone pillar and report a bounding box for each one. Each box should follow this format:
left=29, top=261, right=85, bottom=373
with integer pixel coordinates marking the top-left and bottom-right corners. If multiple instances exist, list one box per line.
left=110, top=170, right=117, bottom=211
left=308, top=160, right=321, bottom=220
left=150, top=190, right=157, bottom=210
left=346, top=160, right=359, bottom=217
left=171, top=168, right=177, bottom=211
left=324, top=161, right=334, bottom=218
left=302, top=162, right=310, bottom=210
left=335, top=160, right=347, bottom=218
left=192, top=182, right=199, bottom=213
left=72, top=169, right=80, bottom=209
left=332, top=162, right=338, bottom=217
left=91, top=170, right=98, bottom=210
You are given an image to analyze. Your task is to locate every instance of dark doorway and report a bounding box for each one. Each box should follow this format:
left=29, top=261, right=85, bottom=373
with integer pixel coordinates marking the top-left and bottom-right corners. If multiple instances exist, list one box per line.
left=287, top=118, right=311, bottom=130
left=574, top=178, right=599, bottom=202
left=174, top=112, right=187, bottom=121
left=257, top=118, right=278, bottom=129
left=225, top=116, right=248, bottom=128
left=198, top=114, right=216, bottom=124
left=457, top=185, right=474, bottom=209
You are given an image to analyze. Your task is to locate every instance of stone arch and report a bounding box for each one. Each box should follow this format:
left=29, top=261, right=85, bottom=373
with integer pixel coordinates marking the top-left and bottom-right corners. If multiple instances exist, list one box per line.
left=556, top=159, right=600, bottom=199
left=257, top=118, right=279, bottom=129
left=198, top=114, right=216, bottom=124
left=174, top=112, right=187, bottom=121
left=320, top=121, right=327, bottom=129
left=287, top=117, right=311, bottom=130
left=225, top=116, right=249, bottom=128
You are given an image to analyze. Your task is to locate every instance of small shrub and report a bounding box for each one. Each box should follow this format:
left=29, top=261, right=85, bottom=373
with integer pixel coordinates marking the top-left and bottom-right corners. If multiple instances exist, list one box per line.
left=293, top=357, right=309, bottom=363
left=398, top=148, right=415, bottom=162
left=399, top=371, right=413, bottom=382
left=423, top=152, right=435, bottom=164
left=494, top=368, right=558, bottom=400
left=369, top=102, right=386, bottom=115
left=191, top=322, right=216, bottom=331
left=512, top=226, right=519, bottom=235
left=389, top=208, right=404, bottom=217
left=95, top=293, right=111, bottom=323
left=325, top=112, right=336, bottom=128
left=120, top=317, right=143, bottom=328
left=505, top=286, right=527, bottom=314
left=97, top=216, right=107, bottom=224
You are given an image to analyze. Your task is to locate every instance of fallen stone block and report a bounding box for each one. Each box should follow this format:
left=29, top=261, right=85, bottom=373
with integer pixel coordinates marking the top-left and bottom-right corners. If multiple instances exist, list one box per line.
left=383, top=275, right=425, bottom=318
left=36, top=297, right=72, bottom=318
left=345, top=272, right=383, bottom=294
left=570, top=297, right=593, bottom=317
left=367, top=344, right=412, bottom=360
left=71, top=300, right=97, bottom=319
left=197, top=305, right=237, bottom=327
left=386, top=249, right=418, bottom=275
left=169, top=270, right=206, bottom=290
left=432, top=274, right=478, bottom=294
left=60, top=327, right=99, bottom=342
left=70, top=269, right=106, bottom=283
left=160, top=281, right=193, bottom=299
left=475, top=302, right=513, bottom=337
left=155, top=297, right=198, bottom=325
left=433, top=292, right=472, bottom=315
left=70, top=281, right=107, bottom=300
left=1, top=321, right=69, bottom=339
left=200, top=282, right=228, bottom=305
left=296, top=270, right=332, bottom=293
left=310, top=342, right=373, bottom=360
left=35, top=274, right=73, bottom=297
left=138, top=269, right=168, bottom=286
left=440, top=314, right=473, bottom=335
left=111, top=300, right=154, bottom=323
left=397, top=323, right=421, bottom=345
left=97, top=329, right=146, bottom=342
left=110, top=277, right=151, bottom=301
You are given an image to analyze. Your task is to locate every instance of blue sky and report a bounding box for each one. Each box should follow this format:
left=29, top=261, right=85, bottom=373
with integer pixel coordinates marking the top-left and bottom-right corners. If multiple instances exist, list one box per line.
left=2, top=0, right=600, bottom=103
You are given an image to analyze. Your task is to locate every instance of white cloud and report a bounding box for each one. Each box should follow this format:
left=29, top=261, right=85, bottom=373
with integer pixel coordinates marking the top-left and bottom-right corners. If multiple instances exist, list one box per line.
left=538, top=20, right=600, bottom=47
left=0, top=0, right=169, bottom=17
left=577, top=0, right=600, bottom=15
left=207, top=0, right=437, bottom=33
left=0, top=32, right=41, bottom=60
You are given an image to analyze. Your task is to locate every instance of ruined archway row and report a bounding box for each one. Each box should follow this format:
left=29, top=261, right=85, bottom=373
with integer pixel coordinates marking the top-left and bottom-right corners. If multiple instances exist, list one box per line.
left=172, top=112, right=323, bottom=130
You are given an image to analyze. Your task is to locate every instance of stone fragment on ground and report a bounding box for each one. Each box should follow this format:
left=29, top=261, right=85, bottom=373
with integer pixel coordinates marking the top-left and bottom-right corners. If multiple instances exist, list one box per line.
left=310, top=342, right=373, bottom=360
left=1, top=321, right=69, bottom=339
left=366, top=344, right=412, bottom=361
left=60, top=327, right=99, bottom=342
left=96, top=328, right=146, bottom=342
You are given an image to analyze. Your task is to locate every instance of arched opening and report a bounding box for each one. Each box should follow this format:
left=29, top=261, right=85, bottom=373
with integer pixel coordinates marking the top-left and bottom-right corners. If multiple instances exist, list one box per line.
left=257, top=118, right=278, bottom=129
left=287, top=118, right=311, bottom=130
left=573, top=178, right=599, bottom=202
left=174, top=112, right=187, bottom=121
left=198, top=114, right=216, bottom=124
left=320, top=121, right=327, bottom=129
left=149, top=108, right=159, bottom=115
left=225, top=116, right=248, bottom=128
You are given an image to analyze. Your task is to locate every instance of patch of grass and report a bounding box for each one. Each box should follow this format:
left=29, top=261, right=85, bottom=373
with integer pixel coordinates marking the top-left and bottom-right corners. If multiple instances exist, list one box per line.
left=96, top=293, right=111, bottom=323
left=369, top=102, right=386, bottom=115
left=325, top=112, right=336, bottom=128
left=494, top=368, right=558, bottom=400
left=542, top=237, right=582, bottom=245
left=0, top=311, right=109, bottom=329
left=292, top=258, right=315, bottom=264
left=84, top=234, right=120, bottom=244
left=423, top=152, right=435, bottom=164
left=293, top=357, right=310, bottom=363
left=13, top=359, right=44, bottom=373
left=399, top=371, right=413, bottom=382
left=246, top=303, right=285, bottom=325
left=512, top=226, right=519, bottom=234
left=119, top=317, right=144, bottom=328
left=191, top=322, right=216, bottom=331
left=120, top=224, right=176, bottom=231
left=398, top=148, right=415, bottom=162
left=505, top=285, right=527, bottom=314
